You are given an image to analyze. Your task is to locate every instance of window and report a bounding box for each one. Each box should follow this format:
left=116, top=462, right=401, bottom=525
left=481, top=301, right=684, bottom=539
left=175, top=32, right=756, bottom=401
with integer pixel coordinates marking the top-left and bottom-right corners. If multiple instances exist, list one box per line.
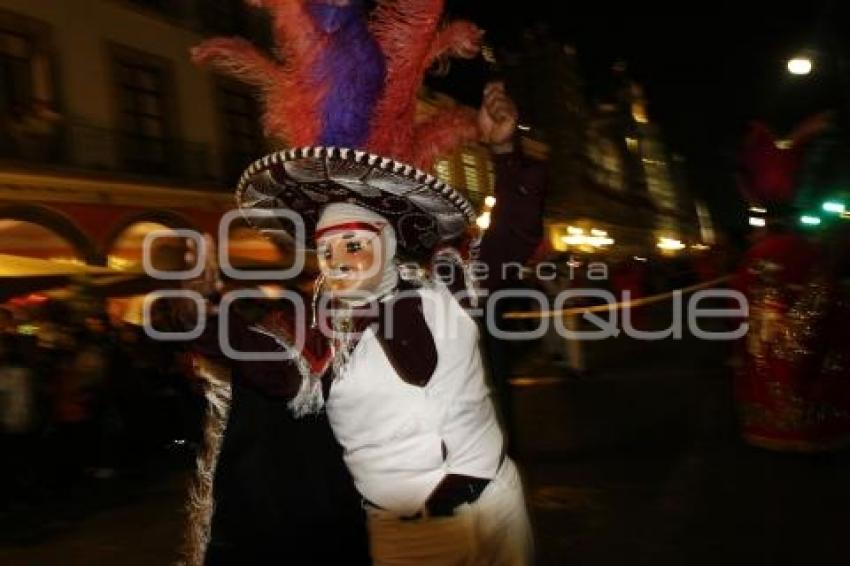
left=111, top=45, right=176, bottom=175
left=217, top=80, right=264, bottom=182
left=0, top=30, right=33, bottom=114
left=200, top=0, right=246, bottom=35
left=487, top=161, right=495, bottom=193
left=0, top=11, right=59, bottom=161
left=587, top=133, right=624, bottom=192
left=631, top=101, right=649, bottom=124
left=462, top=152, right=481, bottom=199
left=435, top=159, right=453, bottom=185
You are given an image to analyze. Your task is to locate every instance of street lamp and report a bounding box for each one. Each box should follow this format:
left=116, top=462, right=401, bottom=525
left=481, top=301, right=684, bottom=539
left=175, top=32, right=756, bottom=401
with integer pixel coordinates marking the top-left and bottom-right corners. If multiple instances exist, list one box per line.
left=476, top=211, right=491, bottom=230
left=657, top=237, right=686, bottom=251
left=787, top=56, right=813, bottom=76
left=822, top=201, right=846, bottom=214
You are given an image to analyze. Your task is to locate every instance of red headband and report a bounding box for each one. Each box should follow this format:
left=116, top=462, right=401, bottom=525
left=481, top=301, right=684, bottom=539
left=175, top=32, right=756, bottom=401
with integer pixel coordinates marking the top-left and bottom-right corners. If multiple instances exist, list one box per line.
left=314, top=222, right=382, bottom=241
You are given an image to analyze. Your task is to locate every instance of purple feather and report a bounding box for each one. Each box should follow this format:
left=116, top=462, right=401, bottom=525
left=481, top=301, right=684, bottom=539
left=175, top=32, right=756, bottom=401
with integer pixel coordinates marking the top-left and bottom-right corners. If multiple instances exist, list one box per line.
left=309, top=1, right=386, bottom=148
left=308, top=0, right=362, bottom=34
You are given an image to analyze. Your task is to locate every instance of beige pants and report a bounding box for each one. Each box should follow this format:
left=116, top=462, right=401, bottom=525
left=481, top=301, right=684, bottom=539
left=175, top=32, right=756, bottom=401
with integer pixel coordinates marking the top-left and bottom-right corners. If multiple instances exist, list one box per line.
left=366, top=458, right=533, bottom=566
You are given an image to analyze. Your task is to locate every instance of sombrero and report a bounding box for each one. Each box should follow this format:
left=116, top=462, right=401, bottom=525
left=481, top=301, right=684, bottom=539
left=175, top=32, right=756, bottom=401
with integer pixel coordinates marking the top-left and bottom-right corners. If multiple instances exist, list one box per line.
left=236, top=146, right=475, bottom=258
left=193, top=0, right=485, bottom=258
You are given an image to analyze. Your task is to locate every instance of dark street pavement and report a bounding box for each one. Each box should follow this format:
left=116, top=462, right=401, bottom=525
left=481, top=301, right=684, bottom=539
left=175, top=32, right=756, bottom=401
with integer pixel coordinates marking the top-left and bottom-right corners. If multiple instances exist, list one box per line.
left=2, top=322, right=849, bottom=565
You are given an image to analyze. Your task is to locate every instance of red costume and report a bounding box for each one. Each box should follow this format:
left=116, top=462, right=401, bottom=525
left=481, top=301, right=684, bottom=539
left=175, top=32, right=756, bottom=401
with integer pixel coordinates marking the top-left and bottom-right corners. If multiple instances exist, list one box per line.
left=735, top=119, right=850, bottom=452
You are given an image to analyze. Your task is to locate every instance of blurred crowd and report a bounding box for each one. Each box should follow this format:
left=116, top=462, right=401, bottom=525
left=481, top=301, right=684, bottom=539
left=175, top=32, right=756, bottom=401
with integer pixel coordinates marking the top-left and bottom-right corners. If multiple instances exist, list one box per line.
left=0, top=233, right=843, bottom=517
left=0, top=299, right=202, bottom=516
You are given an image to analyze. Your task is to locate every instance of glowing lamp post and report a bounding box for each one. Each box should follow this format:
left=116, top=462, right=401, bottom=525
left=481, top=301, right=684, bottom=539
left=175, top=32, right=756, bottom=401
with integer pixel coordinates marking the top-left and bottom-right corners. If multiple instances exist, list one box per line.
left=787, top=56, right=813, bottom=76
left=657, top=237, right=686, bottom=252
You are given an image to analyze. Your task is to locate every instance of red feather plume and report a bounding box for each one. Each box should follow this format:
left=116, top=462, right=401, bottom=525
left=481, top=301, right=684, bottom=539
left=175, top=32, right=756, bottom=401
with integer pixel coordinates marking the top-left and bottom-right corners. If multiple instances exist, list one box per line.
left=191, top=0, right=327, bottom=146
left=411, top=107, right=479, bottom=170
left=368, top=0, right=483, bottom=168
left=192, top=0, right=483, bottom=171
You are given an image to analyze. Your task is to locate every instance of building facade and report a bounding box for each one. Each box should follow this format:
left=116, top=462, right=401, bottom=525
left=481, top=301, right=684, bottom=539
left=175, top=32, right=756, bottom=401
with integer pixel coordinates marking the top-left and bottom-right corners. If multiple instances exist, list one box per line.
left=500, top=27, right=708, bottom=257
left=0, top=0, right=271, bottom=268
left=421, top=90, right=548, bottom=211
left=0, top=0, right=501, bottom=270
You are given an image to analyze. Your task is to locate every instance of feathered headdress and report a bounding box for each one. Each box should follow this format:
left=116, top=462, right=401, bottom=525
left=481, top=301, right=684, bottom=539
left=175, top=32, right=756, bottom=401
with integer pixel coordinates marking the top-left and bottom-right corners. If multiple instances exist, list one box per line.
left=738, top=114, right=832, bottom=206
left=192, top=0, right=483, bottom=171
left=192, top=0, right=484, bottom=258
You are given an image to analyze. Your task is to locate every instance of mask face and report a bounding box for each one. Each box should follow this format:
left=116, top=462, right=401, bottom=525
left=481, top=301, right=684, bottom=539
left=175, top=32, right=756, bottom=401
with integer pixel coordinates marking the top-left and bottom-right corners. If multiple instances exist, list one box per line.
left=317, top=229, right=385, bottom=298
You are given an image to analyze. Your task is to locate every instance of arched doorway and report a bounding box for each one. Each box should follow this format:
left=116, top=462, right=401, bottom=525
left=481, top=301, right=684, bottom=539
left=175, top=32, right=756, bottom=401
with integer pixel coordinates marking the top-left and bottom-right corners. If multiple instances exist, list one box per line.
left=104, top=210, right=199, bottom=270
left=107, top=221, right=182, bottom=270
left=0, top=208, right=98, bottom=314
left=105, top=219, right=189, bottom=325
left=0, top=205, right=98, bottom=263
left=0, top=219, right=81, bottom=261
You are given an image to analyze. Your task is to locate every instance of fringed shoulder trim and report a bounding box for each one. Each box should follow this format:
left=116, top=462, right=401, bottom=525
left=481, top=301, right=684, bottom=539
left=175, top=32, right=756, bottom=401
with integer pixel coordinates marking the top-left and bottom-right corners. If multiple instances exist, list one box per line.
left=181, top=356, right=232, bottom=566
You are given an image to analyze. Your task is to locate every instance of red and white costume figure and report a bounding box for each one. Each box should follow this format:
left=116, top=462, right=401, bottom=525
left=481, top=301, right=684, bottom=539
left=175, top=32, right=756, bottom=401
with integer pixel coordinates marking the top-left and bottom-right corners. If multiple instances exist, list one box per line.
left=735, top=117, right=850, bottom=452
left=180, top=1, right=545, bottom=564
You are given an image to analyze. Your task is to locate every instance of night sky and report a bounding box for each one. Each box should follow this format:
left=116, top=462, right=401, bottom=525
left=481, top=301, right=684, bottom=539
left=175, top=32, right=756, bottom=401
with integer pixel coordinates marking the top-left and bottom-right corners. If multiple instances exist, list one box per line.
left=434, top=0, right=850, bottom=235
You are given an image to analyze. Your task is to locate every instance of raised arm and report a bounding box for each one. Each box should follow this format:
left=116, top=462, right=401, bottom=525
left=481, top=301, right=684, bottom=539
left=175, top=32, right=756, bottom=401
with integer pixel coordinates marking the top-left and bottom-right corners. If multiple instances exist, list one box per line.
left=476, top=82, right=546, bottom=293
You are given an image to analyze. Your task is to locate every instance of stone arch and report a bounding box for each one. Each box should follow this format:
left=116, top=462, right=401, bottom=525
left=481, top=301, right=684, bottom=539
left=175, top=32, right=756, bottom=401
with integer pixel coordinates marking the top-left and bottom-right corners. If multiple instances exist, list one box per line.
left=104, top=209, right=202, bottom=271
left=103, top=209, right=201, bottom=254
left=0, top=204, right=101, bottom=264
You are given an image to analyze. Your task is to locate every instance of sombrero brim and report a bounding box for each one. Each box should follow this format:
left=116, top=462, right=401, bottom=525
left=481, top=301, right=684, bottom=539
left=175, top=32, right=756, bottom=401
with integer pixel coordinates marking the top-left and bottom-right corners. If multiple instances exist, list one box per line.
left=236, top=147, right=477, bottom=258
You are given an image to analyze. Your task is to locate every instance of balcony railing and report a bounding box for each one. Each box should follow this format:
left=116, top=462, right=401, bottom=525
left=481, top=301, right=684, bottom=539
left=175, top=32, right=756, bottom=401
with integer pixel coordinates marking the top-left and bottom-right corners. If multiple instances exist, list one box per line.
left=0, top=118, right=232, bottom=188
